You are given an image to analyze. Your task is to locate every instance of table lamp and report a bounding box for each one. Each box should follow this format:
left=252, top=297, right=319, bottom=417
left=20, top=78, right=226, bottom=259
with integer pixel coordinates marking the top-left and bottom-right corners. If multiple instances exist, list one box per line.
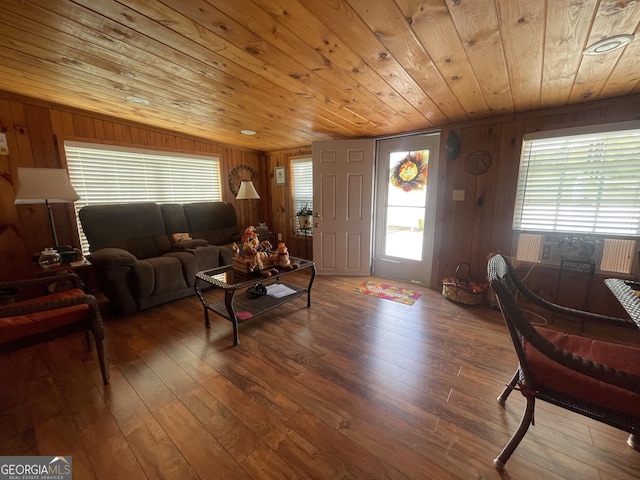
left=236, top=179, right=261, bottom=225
left=14, top=167, right=80, bottom=250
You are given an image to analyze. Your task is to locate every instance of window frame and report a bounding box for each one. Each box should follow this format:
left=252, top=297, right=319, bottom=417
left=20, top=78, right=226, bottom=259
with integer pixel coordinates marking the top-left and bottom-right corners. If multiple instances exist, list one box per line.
left=513, top=121, right=640, bottom=237
left=61, top=140, right=221, bottom=254
left=512, top=121, right=640, bottom=274
left=291, top=156, right=313, bottom=235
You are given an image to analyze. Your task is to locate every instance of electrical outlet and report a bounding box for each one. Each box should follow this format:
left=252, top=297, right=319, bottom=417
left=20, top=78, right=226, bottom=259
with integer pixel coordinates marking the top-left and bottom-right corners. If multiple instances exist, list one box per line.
left=277, top=232, right=282, bottom=241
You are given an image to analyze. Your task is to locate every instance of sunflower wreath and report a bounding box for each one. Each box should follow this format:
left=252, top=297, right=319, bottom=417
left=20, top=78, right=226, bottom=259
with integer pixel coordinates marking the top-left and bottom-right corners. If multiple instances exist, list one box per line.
left=390, top=151, right=428, bottom=192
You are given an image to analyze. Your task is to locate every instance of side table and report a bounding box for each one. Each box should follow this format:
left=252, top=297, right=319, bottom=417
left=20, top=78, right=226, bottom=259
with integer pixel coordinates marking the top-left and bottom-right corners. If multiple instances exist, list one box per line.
left=296, top=227, right=312, bottom=259
left=35, top=258, right=92, bottom=292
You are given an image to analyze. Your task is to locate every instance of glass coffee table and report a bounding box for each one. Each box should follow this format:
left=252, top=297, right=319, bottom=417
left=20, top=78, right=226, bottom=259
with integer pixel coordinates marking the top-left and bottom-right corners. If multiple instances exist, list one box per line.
left=194, top=257, right=316, bottom=345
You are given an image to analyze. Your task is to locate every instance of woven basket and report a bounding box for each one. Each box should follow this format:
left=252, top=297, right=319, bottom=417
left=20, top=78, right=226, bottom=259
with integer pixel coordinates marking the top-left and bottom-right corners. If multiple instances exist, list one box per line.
left=232, top=254, right=275, bottom=274
left=442, top=262, right=486, bottom=306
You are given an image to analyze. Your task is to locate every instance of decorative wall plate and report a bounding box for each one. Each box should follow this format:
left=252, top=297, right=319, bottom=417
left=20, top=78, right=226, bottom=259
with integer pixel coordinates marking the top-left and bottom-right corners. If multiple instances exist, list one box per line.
left=465, top=151, right=492, bottom=175
left=228, top=164, right=257, bottom=195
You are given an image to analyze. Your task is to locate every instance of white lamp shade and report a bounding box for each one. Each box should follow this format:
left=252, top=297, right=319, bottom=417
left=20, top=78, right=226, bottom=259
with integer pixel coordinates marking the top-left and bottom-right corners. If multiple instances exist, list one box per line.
left=236, top=180, right=260, bottom=200
left=14, top=167, right=80, bottom=204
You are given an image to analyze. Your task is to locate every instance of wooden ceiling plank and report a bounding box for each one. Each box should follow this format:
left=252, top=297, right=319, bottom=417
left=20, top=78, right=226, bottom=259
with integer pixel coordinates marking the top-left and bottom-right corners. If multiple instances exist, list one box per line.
left=297, top=0, right=450, bottom=127
left=540, top=0, right=598, bottom=108
left=2, top=1, right=356, bottom=146
left=0, top=64, right=298, bottom=151
left=569, top=0, right=640, bottom=103
left=213, top=0, right=430, bottom=133
left=495, top=0, right=545, bottom=113
left=0, top=18, right=333, bottom=145
left=0, top=43, right=327, bottom=151
left=347, top=0, right=469, bottom=123
left=96, top=0, right=383, bottom=137
left=397, top=0, right=491, bottom=120
left=27, top=0, right=379, bottom=138
left=445, top=0, right=515, bottom=116
left=243, top=0, right=435, bottom=130
left=598, top=35, right=640, bottom=98
left=0, top=0, right=636, bottom=151
left=0, top=54, right=321, bottom=152
left=123, top=0, right=386, bottom=134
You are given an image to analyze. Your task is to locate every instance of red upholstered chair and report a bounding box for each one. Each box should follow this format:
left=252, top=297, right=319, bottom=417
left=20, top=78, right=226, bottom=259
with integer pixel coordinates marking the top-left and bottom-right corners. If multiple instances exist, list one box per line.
left=487, top=254, right=639, bottom=470
left=0, top=273, right=109, bottom=384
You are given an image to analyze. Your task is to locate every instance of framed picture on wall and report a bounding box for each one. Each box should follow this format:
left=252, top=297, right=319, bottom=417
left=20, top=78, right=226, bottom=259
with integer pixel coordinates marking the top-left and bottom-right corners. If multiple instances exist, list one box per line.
left=274, top=166, right=286, bottom=185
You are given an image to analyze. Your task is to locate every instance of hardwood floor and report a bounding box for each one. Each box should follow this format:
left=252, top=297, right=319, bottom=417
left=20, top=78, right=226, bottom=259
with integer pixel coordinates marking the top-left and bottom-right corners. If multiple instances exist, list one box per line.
left=1, top=274, right=638, bottom=479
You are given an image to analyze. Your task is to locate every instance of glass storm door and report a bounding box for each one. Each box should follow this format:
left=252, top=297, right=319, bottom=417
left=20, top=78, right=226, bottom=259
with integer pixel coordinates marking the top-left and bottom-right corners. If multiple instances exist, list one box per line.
left=373, top=134, right=440, bottom=285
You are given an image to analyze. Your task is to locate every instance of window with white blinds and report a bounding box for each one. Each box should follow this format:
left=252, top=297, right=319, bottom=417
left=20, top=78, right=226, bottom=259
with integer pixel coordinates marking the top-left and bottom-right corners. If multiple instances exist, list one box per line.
left=63, top=141, right=221, bottom=253
left=291, top=158, right=313, bottom=231
left=513, top=123, right=640, bottom=235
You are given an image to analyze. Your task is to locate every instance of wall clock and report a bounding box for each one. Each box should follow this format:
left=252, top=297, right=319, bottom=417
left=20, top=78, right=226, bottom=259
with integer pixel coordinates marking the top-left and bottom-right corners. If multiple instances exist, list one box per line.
left=465, top=151, right=492, bottom=175
left=228, top=164, right=257, bottom=196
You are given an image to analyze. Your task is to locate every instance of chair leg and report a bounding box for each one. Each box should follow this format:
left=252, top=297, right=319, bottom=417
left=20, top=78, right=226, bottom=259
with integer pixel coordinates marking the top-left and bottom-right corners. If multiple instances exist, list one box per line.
left=494, top=394, right=535, bottom=470
left=95, top=337, right=110, bottom=385
left=497, top=369, right=519, bottom=406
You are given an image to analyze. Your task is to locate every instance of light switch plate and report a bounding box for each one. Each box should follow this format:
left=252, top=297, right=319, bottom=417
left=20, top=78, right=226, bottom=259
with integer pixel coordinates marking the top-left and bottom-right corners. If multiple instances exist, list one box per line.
left=452, top=189, right=465, bottom=201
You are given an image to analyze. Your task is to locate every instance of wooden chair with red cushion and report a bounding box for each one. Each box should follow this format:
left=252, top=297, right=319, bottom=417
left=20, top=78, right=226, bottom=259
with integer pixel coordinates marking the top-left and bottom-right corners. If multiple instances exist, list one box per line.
left=0, top=273, right=109, bottom=385
left=487, top=254, right=639, bottom=470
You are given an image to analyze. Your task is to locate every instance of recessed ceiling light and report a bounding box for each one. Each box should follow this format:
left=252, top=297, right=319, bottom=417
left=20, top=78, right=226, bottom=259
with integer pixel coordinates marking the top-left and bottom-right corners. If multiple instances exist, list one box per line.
left=125, top=95, right=150, bottom=105
left=583, top=34, right=634, bottom=55
left=240, top=130, right=257, bottom=136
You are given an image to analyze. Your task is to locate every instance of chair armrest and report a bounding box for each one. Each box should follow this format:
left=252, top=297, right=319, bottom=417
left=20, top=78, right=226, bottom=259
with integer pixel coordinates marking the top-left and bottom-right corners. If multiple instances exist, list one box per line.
left=0, top=273, right=83, bottom=291
left=0, top=293, right=98, bottom=317
left=510, top=262, right=633, bottom=328
left=0, top=293, right=106, bottom=345
left=87, top=248, right=137, bottom=267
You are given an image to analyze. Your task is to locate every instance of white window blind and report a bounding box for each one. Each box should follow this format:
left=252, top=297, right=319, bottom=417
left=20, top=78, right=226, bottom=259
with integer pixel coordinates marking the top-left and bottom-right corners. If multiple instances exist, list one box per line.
left=292, top=157, right=313, bottom=220
left=513, top=124, right=640, bottom=236
left=64, top=141, right=221, bottom=253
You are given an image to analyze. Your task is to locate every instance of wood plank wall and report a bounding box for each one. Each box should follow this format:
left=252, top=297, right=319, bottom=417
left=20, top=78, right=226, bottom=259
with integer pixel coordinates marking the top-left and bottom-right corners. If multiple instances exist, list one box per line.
left=264, top=147, right=312, bottom=258
left=2, top=90, right=640, bottom=317
left=0, top=92, right=264, bottom=281
left=434, top=95, right=640, bottom=318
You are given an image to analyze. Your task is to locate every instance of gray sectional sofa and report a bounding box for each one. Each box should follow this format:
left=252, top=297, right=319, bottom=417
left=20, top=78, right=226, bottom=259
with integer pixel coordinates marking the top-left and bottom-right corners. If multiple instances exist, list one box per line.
left=79, top=201, right=243, bottom=314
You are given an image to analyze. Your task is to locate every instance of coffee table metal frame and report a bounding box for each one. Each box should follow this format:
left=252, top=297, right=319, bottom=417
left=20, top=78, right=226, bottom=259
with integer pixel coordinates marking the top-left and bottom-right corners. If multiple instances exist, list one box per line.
left=194, top=257, right=316, bottom=345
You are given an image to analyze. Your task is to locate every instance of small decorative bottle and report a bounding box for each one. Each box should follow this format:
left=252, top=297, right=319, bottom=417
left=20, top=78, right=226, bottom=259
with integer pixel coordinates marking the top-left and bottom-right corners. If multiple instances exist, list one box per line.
left=38, top=248, right=62, bottom=269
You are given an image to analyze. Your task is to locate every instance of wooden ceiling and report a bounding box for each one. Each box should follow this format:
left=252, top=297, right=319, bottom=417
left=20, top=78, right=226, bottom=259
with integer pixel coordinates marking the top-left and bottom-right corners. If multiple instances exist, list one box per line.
left=1, top=0, right=639, bottom=152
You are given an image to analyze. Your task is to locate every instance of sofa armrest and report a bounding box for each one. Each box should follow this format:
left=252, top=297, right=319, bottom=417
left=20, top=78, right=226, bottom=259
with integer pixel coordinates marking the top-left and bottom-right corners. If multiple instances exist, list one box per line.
left=87, top=248, right=137, bottom=267
left=86, top=248, right=138, bottom=314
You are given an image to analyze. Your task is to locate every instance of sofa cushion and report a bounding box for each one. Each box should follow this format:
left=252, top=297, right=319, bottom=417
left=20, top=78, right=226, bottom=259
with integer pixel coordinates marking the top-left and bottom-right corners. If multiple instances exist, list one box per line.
left=133, top=257, right=188, bottom=298
left=79, top=203, right=171, bottom=259
left=161, top=204, right=191, bottom=241
left=183, top=202, right=239, bottom=245
left=524, top=327, right=640, bottom=417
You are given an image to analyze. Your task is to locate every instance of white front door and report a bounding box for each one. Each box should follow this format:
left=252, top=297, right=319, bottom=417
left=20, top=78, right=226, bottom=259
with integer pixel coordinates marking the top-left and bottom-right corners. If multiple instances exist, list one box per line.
left=312, top=139, right=375, bottom=276
left=373, top=134, right=440, bottom=285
